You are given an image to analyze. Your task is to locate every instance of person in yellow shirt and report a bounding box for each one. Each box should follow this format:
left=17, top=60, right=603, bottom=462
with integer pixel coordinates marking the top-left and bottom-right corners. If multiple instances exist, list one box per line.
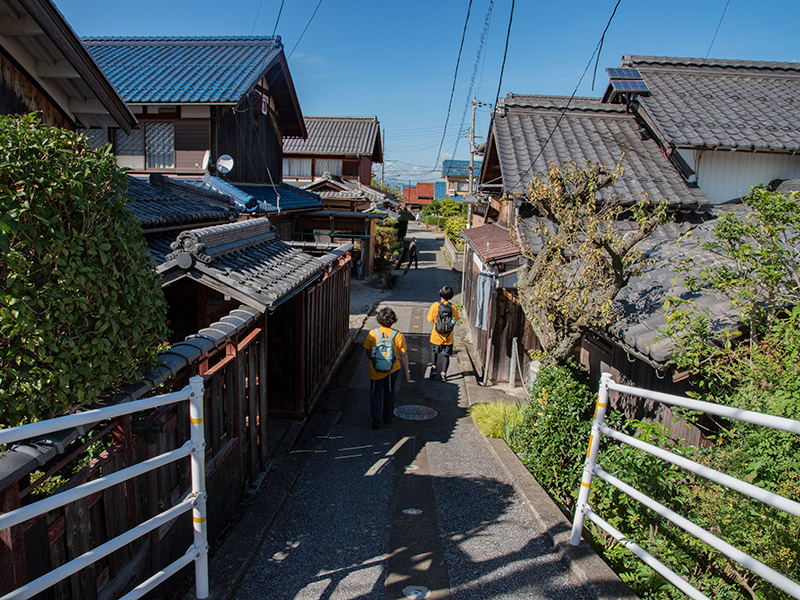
left=426, top=285, right=459, bottom=382
left=363, top=307, right=410, bottom=429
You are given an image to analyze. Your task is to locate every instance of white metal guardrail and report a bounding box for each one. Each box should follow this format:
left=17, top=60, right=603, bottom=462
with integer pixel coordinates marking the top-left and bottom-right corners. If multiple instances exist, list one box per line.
left=0, top=377, right=208, bottom=600
left=570, top=373, right=800, bottom=600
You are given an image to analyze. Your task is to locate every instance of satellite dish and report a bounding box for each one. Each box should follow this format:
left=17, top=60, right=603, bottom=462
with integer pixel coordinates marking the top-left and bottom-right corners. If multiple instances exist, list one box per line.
left=216, top=154, right=234, bottom=174
left=200, top=150, right=210, bottom=171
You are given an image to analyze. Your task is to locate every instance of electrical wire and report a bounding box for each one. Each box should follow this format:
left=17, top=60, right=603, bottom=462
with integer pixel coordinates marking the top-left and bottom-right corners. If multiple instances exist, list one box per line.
left=451, top=0, right=495, bottom=159
left=486, top=0, right=622, bottom=193
left=433, top=0, right=474, bottom=172
left=272, top=0, right=286, bottom=38
left=490, top=0, right=514, bottom=120
left=288, top=0, right=324, bottom=59
left=250, top=0, right=264, bottom=35
left=705, top=0, right=731, bottom=58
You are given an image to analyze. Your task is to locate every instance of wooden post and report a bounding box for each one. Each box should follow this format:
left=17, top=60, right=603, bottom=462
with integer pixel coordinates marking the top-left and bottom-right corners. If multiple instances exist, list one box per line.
left=248, top=341, right=258, bottom=479
left=259, top=316, right=269, bottom=466
left=0, top=483, right=27, bottom=595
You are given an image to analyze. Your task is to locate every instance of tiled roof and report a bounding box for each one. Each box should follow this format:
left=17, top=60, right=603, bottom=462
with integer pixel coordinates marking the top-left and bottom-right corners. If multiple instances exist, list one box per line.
left=283, top=116, right=382, bottom=159
left=443, top=159, right=482, bottom=178
left=461, top=224, right=519, bottom=263
left=303, top=173, right=395, bottom=205
left=609, top=206, right=744, bottom=363
left=82, top=36, right=283, bottom=104
left=619, top=55, right=800, bottom=152
left=158, top=218, right=324, bottom=311
left=487, top=94, right=708, bottom=206
left=125, top=175, right=238, bottom=230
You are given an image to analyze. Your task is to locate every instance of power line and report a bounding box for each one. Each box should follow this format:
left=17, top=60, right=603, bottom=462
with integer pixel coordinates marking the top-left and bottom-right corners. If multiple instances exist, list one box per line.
left=491, top=0, right=623, bottom=193
left=288, top=0, right=324, bottom=59
left=433, top=0, right=474, bottom=172
left=451, top=0, right=495, bottom=159
left=491, top=0, right=514, bottom=117
left=250, top=0, right=264, bottom=35
left=271, top=0, right=286, bottom=38
left=705, top=0, right=731, bottom=58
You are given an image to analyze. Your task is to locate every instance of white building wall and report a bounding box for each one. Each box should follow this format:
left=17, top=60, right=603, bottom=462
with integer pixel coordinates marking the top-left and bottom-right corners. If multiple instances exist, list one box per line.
left=678, top=149, right=800, bottom=203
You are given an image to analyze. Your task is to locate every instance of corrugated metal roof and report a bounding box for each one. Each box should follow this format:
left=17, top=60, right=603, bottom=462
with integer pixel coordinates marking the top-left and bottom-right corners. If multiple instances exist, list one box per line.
left=461, top=224, right=519, bottom=263
left=619, top=55, right=800, bottom=152
left=283, top=116, right=381, bottom=159
left=235, top=183, right=323, bottom=214
left=442, top=159, right=482, bottom=177
left=488, top=94, right=708, bottom=206
left=158, top=218, right=324, bottom=311
left=82, top=36, right=283, bottom=104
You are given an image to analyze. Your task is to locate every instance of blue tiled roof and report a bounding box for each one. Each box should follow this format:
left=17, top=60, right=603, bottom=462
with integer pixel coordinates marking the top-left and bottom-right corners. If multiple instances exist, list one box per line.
left=234, top=183, right=323, bottom=214
left=442, top=159, right=482, bottom=178
left=82, top=37, right=283, bottom=103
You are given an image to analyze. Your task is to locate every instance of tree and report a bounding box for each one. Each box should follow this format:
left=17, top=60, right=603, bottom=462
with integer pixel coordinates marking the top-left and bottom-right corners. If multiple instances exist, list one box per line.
left=0, top=114, right=168, bottom=427
left=370, top=178, right=404, bottom=203
left=515, top=159, right=669, bottom=363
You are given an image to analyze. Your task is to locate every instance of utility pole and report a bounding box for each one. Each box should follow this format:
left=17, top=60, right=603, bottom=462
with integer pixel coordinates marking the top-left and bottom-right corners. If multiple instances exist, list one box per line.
left=381, top=128, right=385, bottom=185
left=468, top=95, right=488, bottom=229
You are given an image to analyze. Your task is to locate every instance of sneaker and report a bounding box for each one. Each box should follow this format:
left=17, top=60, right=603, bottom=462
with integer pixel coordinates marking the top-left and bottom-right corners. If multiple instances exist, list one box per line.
left=440, top=372, right=447, bottom=382
left=429, top=368, right=438, bottom=380
left=372, top=419, right=380, bottom=430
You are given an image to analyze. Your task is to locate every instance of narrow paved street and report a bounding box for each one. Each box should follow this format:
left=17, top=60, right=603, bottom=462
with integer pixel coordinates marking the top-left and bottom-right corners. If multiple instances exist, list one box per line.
left=218, top=223, right=627, bottom=600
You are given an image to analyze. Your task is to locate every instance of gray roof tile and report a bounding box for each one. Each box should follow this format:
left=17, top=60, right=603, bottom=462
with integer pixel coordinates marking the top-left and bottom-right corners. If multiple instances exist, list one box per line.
left=491, top=94, right=708, bottom=206
left=283, top=116, right=382, bottom=159
left=158, top=218, right=324, bottom=311
left=621, top=55, right=800, bottom=152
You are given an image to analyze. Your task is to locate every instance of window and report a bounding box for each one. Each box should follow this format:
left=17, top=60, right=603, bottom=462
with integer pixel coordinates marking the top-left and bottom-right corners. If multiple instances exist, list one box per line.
left=113, top=122, right=175, bottom=170
left=457, top=181, right=470, bottom=192
left=81, top=129, right=109, bottom=150
left=315, top=159, right=342, bottom=177
left=145, top=122, right=174, bottom=169
left=283, top=158, right=312, bottom=178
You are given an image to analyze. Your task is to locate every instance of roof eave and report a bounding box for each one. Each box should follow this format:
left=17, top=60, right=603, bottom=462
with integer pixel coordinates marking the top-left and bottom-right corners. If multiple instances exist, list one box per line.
left=254, top=48, right=306, bottom=138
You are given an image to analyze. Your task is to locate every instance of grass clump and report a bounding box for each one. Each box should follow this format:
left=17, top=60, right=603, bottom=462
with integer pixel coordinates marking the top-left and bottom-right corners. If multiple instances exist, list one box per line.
left=468, top=401, right=525, bottom=440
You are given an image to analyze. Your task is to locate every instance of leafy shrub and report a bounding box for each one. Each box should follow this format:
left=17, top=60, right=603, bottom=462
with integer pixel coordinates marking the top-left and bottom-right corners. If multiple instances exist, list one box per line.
left=469, top=401, right=524, bottom=439
left=511, top=360, right=596, bottom=511
left=0, top=114, right=168, bottom=426
left=397, top=214, right=409, bottom=240
left=444, top=215, right=466, bottom=248
left=374, top=221, right=401, bottom=272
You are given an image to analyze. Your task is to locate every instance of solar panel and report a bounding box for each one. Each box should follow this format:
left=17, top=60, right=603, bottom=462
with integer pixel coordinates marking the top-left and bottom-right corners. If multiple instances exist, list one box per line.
left=610, top=79, right=650, bottom=92
left=606, top=67, right=643, bottom=80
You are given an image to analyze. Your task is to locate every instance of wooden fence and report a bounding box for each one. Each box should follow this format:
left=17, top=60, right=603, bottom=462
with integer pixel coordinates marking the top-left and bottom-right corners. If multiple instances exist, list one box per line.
left=0, top=256, right=352, bottom=599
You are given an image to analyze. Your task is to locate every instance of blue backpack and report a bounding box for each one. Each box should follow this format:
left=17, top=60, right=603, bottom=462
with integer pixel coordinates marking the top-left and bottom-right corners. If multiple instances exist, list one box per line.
left=371, top=328, right=398, bottom=372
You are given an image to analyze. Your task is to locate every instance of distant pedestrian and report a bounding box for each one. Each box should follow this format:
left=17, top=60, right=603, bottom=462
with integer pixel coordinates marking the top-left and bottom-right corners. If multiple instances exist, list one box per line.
left=404, top=237, right=418, bottom=273
left=363, top=307, right=411, bottom=429
left=427, top=286, right=459, bottom=381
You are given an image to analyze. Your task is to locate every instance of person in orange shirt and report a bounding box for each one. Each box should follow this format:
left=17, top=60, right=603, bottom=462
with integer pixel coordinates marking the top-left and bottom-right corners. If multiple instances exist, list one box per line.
left=363, top=307, right=411, bottom=429
left=426, top=285, right=459, bottom=382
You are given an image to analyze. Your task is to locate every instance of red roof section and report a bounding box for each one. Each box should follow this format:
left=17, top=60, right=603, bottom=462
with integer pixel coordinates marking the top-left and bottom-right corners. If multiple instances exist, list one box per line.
left=462, top=223, right=519, bottom=262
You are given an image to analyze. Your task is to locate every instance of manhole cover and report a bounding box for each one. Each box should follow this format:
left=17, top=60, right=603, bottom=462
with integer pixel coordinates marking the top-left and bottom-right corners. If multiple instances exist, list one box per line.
left=403, top=586, right=431, bottom=599
left=394, top=405, right=438, bottom=421
left=403, top=508, right=423, bottom=516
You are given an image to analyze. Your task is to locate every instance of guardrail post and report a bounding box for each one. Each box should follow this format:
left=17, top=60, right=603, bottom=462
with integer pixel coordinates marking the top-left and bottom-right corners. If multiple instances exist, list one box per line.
left=508, top=338, right=517, bottom=390
left=570, top=372, right=612, bottom=546
left=188, top=376, right=209, bottom=599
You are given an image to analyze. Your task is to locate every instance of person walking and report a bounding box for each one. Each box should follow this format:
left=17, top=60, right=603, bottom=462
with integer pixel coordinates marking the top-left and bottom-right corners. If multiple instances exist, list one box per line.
left=403, top=237, right=418, bottom=273
left=363, top=307, right=411, bottom=429
left=427, top=285, right=459, bottom=381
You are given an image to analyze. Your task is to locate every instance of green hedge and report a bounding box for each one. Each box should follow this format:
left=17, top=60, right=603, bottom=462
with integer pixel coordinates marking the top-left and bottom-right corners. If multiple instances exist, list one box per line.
left=0, top=114, right=168, bottom=426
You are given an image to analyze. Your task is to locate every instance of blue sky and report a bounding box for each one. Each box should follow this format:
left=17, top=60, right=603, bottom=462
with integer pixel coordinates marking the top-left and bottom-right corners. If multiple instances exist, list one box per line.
left=55, top=0, right=800, bottom=187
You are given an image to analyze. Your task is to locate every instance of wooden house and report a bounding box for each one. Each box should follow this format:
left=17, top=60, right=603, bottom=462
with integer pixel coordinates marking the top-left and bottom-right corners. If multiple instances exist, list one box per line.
left=81, top=35, right=306, bottom=184
left=0, top=0, right=134, bottom=131
left=282, top=115, right=383, bottom=186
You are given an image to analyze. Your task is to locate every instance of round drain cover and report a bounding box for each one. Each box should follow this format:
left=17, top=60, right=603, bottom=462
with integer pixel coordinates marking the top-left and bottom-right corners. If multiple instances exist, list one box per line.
left=403, top=508, right=423, bottom=516
left=394, top=405, right=438, bottom=421
left=403, top=585, right=431, bottom=599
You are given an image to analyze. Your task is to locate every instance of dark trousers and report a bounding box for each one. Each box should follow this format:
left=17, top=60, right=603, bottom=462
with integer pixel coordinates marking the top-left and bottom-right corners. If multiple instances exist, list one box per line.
left=404, top=251, right=418, bottom=271
left=370, top=371, right=399, bottom=421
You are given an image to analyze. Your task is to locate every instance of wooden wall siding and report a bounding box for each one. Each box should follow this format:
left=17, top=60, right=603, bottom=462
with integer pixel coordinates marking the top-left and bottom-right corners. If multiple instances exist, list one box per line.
left=0, top=51, right=72, bottom=129
left=174, top=119, right=210, bottom=172
left=0, top=313, right=274, bottom=600
left=303, top=256, right=352, bottom=409
left=215, top=93, right=282, bottom=184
